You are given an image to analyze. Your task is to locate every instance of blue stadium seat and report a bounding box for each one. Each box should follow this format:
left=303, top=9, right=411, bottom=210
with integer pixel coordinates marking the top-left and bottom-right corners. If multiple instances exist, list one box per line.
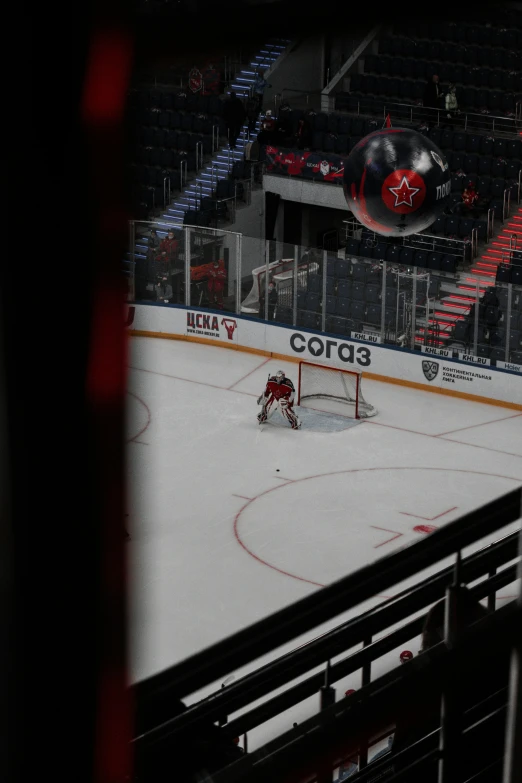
left=345, top=239, right=361, bottom=258
left=322, top=134, right=336, bottom=153
left=336, top=297, right=351, bottom=319
left=451, top=152, right=465, bottom=171
left=326, top=316, right=348, bottom=336
left=480, top=136, right=494, bottom=156
left=181, top=113, right=194, bottom=131
left=365, top=284, right=380, bottom=304
left=490, top=179, right=506, bottom=199
left=326, top=257, right=337, bottom=277
left=478, top=156, right=492, bottom=176
left=453, top=319, right=469, bottom=343
left=337, top=279, right=352, bottom=298
left=400, top=247, right=414, bottom=266
left=451, top=175, right=463, bottom=192
left=305, top=292, right=321, bottom=311
left=440, top=129, right=454, bottom=149
left=491, top=159, right=506, bottom=179
left=366, top=305, right=381, bottom=326
left=335, top=260, right=350, bottom=279
left=373, top=242, right=388, bottom=261
left=385, top=287, right=398, bottom=307
left=441, top=255, right=457, bottom=274
left=477, top=175, right=492, bottom=196
left=351, top=301, right=366, bottom=322
left=414, top=250, right=428, bottom=269
left=445, top=216, right=459, bottom=236
left=312, top=132, right=324, bottom=151
left=511, top=268, right=522, bottom=286
left=307, top=274, right=322, bottom=293
left=385, top=246, right=401, bottom=264
left=326, top=295, right=337, bottom=314
left=458, top=218, right=475, bottom=238
left=326, top=277, right=336, bottom=295
left=352, top=281, right=366, bottom=300
left=302, top=311, right=318, bottom=329
left=473, top=220, right=488, bottom=241
left=464, top=154, right=479, bottom=174
left=506, top=140, right=521, bottom=160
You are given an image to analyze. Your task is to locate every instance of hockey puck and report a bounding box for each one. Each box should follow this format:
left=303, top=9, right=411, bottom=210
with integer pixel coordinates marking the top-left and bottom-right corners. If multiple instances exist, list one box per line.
left=276, top=469, right=280, bottom=472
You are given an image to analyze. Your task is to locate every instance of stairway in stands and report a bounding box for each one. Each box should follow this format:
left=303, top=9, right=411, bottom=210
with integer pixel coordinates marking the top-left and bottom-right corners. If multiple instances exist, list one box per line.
left=160, top=39, right=290, bottom=228
left=429, top=206, right=522, bottom=344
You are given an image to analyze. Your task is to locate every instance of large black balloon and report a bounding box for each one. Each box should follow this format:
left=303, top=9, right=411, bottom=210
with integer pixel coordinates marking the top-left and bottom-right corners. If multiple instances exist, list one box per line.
left=343, top=128, right=451, bottom=237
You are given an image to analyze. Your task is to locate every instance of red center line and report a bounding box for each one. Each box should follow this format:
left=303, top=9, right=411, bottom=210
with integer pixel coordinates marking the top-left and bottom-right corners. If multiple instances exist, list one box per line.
left=232, top=494, right=252, bottom=500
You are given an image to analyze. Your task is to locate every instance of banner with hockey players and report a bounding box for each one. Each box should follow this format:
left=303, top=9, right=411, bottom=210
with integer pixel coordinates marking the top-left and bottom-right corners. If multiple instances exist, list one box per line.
left=263, top=146, right=345, bottom=183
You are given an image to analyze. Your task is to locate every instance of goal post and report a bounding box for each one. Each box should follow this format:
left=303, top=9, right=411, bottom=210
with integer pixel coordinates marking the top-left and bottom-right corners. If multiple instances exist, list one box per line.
left=297, top=361, right=378, bottom=419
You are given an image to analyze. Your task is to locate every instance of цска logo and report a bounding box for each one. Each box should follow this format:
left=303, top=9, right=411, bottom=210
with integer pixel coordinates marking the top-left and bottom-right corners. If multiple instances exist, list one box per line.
left=422, top=360, right=439, bottom=381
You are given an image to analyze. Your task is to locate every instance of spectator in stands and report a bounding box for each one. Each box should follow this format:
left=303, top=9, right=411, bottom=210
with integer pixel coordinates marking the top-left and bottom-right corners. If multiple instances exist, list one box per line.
left=156, top=227, right=182, bottom=302
left=455, top=182, right=480, bottom=218
left=148, top=227, right=160, bottom=259
left=259, top=279, right=278, bottom=319
left=257, top=109, right=277, bottom=145
left=275, top=102, right=294, bottom=146
left=157, top=227, right=179, bottom=270
left=482, top=287, right=500, bottom=309
left=207, top=259, right=227, bottom=309
left=296, top=114, right=313, bottom=150
left=202, top=62, right=220, bottom=95
left=223, top=91, right=246, bottom=150
left=445, top=83, right=459, bottom=119
left=253, top=70, right=272, bottom=113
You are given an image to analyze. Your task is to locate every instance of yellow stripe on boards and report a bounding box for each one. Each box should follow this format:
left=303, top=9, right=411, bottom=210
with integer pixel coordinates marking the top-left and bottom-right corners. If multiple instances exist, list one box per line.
left=128, top=329, right=522, bottom=412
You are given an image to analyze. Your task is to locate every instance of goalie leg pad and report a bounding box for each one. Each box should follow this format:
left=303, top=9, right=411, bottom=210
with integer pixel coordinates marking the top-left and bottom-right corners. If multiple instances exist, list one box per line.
left=279, top=400, right=301, bottom=429
left=257, top=396, right=275, bottom=423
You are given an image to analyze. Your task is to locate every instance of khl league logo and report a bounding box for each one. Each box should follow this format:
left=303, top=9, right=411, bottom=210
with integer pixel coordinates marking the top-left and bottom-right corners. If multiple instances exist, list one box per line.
left=422, top=360, right=439, bottom=382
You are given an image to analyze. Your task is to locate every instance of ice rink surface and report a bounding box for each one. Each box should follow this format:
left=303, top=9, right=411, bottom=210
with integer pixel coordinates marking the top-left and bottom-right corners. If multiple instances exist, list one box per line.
left=127, top=336, right=522, bottom=747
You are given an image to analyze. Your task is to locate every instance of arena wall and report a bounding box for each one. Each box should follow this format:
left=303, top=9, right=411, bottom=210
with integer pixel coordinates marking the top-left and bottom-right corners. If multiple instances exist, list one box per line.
left=127, top=303, right=522, bottom=411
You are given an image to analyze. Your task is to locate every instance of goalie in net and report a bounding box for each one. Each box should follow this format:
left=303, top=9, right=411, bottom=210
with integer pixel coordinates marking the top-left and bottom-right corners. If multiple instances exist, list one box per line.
left=257, top=370, right=301, bottom=430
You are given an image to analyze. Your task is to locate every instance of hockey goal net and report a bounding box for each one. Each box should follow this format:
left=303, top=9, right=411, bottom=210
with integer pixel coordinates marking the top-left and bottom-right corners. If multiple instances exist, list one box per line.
left=297, top=361, right=378, bottom=419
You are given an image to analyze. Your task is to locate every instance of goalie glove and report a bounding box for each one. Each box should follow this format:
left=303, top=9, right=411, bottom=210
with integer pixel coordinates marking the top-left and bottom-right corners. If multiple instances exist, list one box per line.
left=279, top=398, right=289, bottom=408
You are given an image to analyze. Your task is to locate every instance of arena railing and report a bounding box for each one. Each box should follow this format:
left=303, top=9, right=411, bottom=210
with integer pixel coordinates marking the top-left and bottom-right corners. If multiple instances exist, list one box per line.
left=330, top=97, right=520, bottom=138
left=132, top=489, right=522, bottom=783
left=127, top=221, right=522, bottom=365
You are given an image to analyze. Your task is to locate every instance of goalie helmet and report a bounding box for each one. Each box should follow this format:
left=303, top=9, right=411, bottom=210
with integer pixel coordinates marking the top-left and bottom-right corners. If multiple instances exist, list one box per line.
left=275, top=370, right=285, bottom=383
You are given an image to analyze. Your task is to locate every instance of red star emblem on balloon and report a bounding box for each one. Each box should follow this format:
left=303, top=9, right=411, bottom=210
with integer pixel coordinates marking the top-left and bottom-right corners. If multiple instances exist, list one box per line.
left=381, top=169, right=427, bottom=214
left=388, top=175, right=420, bottom=207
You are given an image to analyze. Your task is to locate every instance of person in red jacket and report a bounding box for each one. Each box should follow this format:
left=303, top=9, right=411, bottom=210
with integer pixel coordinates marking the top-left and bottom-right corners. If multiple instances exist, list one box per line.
left=207, top=259, right=227, bottom=308
left=462, top=182, right=479, bottom=215
left=156, top=228, right=179, bottom=271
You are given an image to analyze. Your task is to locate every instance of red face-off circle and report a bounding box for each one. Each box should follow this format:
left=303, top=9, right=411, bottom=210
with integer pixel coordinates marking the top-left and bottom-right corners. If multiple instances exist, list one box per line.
left=381, top=169, right=426, bottom=214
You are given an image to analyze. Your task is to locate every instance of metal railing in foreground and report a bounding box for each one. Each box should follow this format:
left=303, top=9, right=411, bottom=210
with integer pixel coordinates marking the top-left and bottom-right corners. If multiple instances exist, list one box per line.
left=331, top=97, right=521, bottom=138
left=132, top=488, right=522, bottom=783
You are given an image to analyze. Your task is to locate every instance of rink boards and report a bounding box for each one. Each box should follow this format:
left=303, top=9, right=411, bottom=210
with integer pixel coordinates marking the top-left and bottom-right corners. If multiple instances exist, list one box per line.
left=127, top=303, right=522, bottom=411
